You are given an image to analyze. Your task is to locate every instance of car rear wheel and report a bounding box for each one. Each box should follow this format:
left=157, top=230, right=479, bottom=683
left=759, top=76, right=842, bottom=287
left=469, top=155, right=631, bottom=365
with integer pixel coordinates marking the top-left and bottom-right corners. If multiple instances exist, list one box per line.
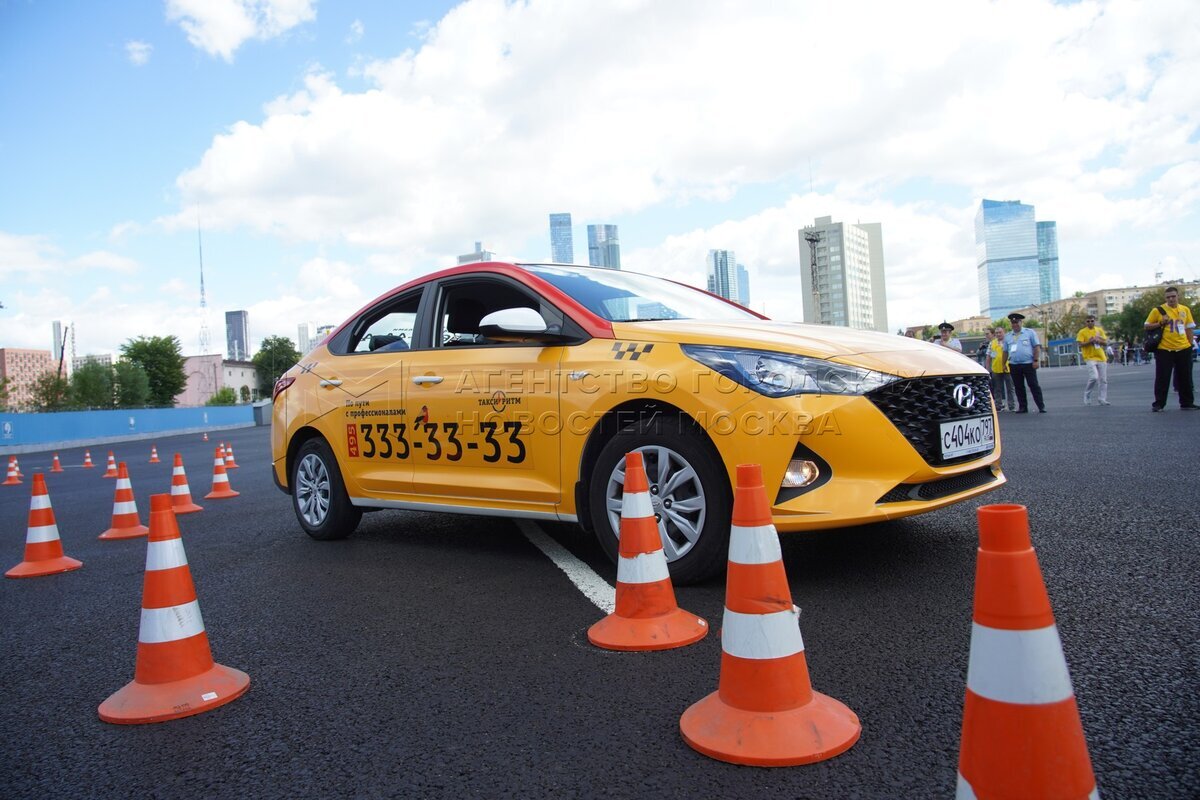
left=588, top=416, right=730, bottom=585
left=292, top=437, right=362, bottom=541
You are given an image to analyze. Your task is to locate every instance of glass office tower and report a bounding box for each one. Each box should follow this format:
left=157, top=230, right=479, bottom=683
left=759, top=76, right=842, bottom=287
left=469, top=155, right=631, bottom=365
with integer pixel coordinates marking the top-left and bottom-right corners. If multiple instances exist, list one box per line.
left=1037, top=221, right=1060, bottom=303
left=549, top=213, right=574, bottom=264
left=587, top=224, right=621, bottom=269
left=976, top=200, right=1040, bottom=319
left=706, top=250, right=740, bottom=303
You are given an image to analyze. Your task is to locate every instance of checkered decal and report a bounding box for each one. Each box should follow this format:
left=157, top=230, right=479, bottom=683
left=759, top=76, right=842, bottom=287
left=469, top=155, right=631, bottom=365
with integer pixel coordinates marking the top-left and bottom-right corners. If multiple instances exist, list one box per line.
left=612, top=342, right=654, bottom=361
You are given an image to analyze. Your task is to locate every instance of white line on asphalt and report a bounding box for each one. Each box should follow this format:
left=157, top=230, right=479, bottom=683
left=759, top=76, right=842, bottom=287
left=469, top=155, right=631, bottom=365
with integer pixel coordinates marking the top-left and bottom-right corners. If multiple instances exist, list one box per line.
left=516, top=519, right=615, bottom=614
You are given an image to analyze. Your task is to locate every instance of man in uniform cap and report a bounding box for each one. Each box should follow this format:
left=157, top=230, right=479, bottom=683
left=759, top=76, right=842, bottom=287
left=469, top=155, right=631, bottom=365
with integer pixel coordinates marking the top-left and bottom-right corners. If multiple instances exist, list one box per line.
left=1001, top=312, right=1046, bottom=413
left=934, top=321, right=962, bottom=353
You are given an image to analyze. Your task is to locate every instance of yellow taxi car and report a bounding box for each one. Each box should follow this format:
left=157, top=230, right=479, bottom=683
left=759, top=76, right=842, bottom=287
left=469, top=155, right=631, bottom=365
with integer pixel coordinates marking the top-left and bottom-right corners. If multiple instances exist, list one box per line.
left=272, top=262, right=1004, bottom=583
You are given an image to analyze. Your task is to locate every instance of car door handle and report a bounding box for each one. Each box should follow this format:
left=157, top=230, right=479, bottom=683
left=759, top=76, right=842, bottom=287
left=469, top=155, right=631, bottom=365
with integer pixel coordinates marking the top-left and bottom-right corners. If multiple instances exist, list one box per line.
left=412, top=375, right=444, bottom=385
left=319, top=379, right=343, bottom=388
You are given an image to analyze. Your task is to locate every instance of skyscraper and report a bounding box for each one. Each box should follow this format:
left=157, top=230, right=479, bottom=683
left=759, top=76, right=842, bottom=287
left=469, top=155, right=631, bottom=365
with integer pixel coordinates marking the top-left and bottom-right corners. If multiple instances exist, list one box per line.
left=587, top=224, right=621, bottom=269
left=549, top=213, right=574, bottom=264
left=706, top=250, right=741, bottom=303
left=297, top=322, right=315, bottom=355
left=225, top=310, right=249, bottom=361
left=798, top=216, right=888, bottom=331
left=737, top=263, right=751, bottom=309
left=976, top=199, right=1060, bottom=319
left=457, top=241, right=495, bottom=265
left=1037, top=221, right=1060, bottom=304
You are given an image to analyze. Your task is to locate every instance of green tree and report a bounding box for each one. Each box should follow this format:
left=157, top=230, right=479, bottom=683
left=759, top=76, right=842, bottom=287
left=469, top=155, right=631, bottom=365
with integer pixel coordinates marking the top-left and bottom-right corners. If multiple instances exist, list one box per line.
left=1114, top=286, right=1199, bottom=346
left=205, top=386, right=238, bottom=406
left=0, top=376, right=11, bottom=409
left=252, top=335, right=301, bottom=396
left=29, top=371, right=70, bottom=411
left=239, top=385, right=251, bottom=402
left=113, top=360, right=151, bottom=408
left=1049, top=304, right=1091, bottom=340
left=70, top=361, right=114, bottom=408
left=121, top=335, right=187, bottom=406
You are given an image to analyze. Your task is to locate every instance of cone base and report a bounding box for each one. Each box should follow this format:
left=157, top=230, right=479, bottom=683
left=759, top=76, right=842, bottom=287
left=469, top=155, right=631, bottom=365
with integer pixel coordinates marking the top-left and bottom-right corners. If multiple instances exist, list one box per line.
left=588, top=607, right=709, bottom=651
left=102, top=472, right=118, bottom=479
left=50, top=468, right=64, bottom=473
left=680, top=689, right=861, bottom=766
left=99, top=663, right=250, bottom=724
left=2, top=479, right=21, bottom=486
left=99, top=525, right=150, bottom=540
left=203, top=488, right=239, bottom=499
left=149, top=459, right=160, bottom=464
left=82, top=464, right=95, bottom=468
left=172, top=501, right=204, bottom=514
left=6, top=556, right=84, bottom=578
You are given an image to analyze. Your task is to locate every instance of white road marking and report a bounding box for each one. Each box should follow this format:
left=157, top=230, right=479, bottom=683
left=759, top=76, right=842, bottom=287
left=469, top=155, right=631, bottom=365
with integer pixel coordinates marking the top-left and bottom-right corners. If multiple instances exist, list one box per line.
left=517, top=519, right=615, bottom=614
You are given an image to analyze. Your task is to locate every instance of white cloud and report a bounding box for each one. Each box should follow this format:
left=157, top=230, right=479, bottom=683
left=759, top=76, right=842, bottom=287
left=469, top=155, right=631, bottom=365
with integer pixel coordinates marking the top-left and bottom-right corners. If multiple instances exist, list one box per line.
left=166, top=0, right=316, bottom=62
left=125, top=40, right=153, bottom=66
left=0, top=232, right=139, bottom=278
left=158, top=0, right=1199, bottom=330
left=346, top=18, right=363, bottom=44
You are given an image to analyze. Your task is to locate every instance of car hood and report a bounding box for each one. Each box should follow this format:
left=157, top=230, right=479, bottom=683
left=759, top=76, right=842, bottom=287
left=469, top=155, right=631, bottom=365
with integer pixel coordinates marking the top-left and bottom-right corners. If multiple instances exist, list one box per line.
left=610, top=319, right=986, bottom=379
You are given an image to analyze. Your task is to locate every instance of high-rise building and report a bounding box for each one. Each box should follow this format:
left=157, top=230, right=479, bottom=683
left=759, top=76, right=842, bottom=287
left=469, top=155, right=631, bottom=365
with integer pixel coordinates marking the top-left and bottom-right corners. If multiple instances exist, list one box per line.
left=798, top=216, right=887, bottom=331
left=737, top=263, right=751, bottom=308
left=706, top=250, right=741, bottom=303
left=549, top=213, right=574, bottom=264
left=587, top=224, right=621, bottom=269
left=1, top=348, right=54, bottom=409
left=976, top=199, right=1060, bottom=319
left=297, top=322, right=316, bottom=355
left=1037, top=221, right=1060, bottom=304
left=225, top=310, right=250, bottom=361
left=51, top=320, right=71, bottom=377
left=457, top=241, right=495, bottom=265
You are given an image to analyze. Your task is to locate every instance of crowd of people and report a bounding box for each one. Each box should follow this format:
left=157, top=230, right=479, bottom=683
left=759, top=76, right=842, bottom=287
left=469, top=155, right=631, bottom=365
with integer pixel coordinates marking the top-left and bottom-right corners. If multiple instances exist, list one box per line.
left=915, top=287, right=1197, bottom=413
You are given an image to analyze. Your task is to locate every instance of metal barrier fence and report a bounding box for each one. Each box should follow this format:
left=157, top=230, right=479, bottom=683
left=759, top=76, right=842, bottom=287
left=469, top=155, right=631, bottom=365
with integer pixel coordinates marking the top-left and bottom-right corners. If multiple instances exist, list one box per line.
left=0, top=405, right=255, bottom=455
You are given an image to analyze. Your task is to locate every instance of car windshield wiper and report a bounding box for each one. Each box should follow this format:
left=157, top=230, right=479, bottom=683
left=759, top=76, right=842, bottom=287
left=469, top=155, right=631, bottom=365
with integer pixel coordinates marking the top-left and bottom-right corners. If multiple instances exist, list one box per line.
left=621, top=317, right=681, bottom=322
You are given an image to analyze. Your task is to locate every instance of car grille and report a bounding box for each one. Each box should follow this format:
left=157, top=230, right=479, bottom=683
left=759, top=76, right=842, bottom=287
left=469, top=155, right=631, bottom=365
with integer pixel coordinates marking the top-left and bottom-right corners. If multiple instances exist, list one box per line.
left=877, top=466, right=999, bottom=504
left=866, top=374, right=994, bottom=466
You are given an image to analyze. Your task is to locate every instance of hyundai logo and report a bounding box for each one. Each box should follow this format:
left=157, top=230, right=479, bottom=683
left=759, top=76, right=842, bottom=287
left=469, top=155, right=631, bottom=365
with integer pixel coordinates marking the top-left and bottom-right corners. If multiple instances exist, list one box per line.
left=953, top=384, right=976, bottom=409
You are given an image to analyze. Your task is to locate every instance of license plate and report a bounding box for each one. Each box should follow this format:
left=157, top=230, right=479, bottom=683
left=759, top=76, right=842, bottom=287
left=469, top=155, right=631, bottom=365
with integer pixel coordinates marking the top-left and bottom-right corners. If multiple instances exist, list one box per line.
left=939, top=416, right=994, bottom=459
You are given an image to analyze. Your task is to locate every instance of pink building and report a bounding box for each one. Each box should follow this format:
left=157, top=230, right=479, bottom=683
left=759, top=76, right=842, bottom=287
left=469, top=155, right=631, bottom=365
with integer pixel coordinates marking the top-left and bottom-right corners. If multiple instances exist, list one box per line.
left=175, top=355, right=260, bottom=407
left=1, top=348, right=55, bottom=409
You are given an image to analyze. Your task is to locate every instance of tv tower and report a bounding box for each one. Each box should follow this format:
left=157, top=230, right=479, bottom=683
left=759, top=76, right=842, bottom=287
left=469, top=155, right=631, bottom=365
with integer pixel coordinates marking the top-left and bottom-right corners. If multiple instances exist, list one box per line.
left=198, top=217, right=211, bottom=355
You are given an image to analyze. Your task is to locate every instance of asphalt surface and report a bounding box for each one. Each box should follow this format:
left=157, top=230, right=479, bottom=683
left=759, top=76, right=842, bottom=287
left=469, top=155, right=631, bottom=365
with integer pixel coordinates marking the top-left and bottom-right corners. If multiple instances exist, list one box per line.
left=1, top=362, right=1197, bottom=799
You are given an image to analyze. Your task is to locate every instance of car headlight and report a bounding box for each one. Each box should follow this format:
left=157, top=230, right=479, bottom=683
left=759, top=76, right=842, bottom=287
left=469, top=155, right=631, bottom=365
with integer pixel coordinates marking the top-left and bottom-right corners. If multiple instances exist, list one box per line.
left=682, top=345, right=899, bottom=398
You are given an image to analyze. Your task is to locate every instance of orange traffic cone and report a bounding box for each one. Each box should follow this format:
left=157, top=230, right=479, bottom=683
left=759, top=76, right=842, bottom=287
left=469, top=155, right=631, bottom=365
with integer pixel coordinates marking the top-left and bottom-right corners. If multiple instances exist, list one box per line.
left=223, top=444, right=239, bottom=469
left=82, top=450, right=95, bottom=468
left=3, top=457, right=20, bottom=486
left=169, top=454, right=204, bottom=514
left=680, top=464, right=860, bottom=766
left=50, top=453, right=64, bottom=473
left=6, top=473, right=83, bottom=578
left=957, top=504, right=1098, bottom=799
left=99, top=462, right=150, bottom=540
left=203, top=447, right=238, bottom=499
left=149, top=445, right=160, bottom=464
left=14, top=456, right=23, bottom=478
left=98, top=494, right=250, bottom=723
left=588, top=451, right=707, bottom=651
left=202, top=432, right=209, bottom=442
left=102, top=450, right=119, bottom=478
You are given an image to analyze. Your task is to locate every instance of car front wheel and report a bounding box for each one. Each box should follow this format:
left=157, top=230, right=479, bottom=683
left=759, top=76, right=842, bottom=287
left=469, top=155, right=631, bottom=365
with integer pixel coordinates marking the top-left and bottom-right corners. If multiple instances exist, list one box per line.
left=292, top=437, right=362, bottom=541
left=587, top=417, right=730, bottom=585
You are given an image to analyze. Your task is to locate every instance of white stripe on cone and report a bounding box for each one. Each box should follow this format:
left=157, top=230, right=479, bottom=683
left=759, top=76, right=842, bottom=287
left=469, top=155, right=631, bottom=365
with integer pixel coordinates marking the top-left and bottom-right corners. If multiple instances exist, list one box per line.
left=728, top=523, right=783, bottom=564
left=616, top=551, right=671, bottom=585
left=957, top=773, right=1097, bottom=800
left=26, top=524, right=61, bottom=544
left=112, top=501, right=138, bottom=515
left=721, top=607, right=806, bottom=660
left=170, top=484, right=190, bottom=495
left=31, top=495, right=51, bottom=511
left=145, top=539, right=189, bottom=572
left=620, top=490, right=653, bottom=519
left=965, top=623, right=1075, bottom=705
left=138, top=600, right=206, bottom=644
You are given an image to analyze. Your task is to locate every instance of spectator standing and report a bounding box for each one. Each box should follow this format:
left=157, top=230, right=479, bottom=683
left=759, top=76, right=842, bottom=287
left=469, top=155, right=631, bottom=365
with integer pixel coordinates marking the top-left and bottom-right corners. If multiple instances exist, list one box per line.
left=986, top=328, right=1011, bottom=411
left=1001, top=313, right=1046, bottom=413
left=935, top=322, right=962, bottom=352
left=1076, top=314, right=1111, bottom=406
left=1144, top=286, right=1198, bottom=411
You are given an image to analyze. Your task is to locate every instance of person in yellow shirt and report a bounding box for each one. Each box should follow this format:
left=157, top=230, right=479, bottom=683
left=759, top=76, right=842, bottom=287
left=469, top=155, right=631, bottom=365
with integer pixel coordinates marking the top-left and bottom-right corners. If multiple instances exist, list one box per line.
left=987, top=327, right=1015, bottom=411
left=1076, top=315, right=1110, bottom=406
left=1144, top=286, right=1197, bottom=411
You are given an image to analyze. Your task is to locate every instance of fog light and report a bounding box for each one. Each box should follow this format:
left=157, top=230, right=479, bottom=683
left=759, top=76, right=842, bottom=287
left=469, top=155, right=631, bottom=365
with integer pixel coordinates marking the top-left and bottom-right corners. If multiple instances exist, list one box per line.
left=781, top=459, right=820, bottom=488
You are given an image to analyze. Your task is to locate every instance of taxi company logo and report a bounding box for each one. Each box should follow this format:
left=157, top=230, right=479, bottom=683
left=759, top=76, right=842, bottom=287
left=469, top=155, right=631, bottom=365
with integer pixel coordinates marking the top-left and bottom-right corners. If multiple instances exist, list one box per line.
left=952, top=384, right=976, bottom=409
left=481, top=391, right=523, bottom=412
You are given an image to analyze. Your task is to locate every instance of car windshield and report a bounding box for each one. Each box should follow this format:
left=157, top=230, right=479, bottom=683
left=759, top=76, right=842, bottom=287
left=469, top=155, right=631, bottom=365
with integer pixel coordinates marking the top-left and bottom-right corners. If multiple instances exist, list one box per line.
left=522, top=264, right=760, bottom=322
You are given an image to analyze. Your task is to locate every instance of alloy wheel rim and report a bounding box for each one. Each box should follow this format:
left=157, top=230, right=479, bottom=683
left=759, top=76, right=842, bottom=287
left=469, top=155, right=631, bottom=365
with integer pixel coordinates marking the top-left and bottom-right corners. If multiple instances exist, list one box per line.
left=604, top=445, right=706, bottom=562
left=296, top=453, right=331, bottom=526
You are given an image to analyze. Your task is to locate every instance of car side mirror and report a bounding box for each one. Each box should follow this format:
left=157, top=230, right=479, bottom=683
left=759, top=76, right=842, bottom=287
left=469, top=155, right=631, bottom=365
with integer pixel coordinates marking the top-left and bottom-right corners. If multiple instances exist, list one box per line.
left=478, top=308, right=564, bottom=342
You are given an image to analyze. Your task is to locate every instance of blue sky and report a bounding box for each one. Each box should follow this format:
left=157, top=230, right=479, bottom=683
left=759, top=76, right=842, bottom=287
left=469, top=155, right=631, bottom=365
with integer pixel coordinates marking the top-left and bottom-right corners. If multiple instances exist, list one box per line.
left=2, top=0, right=1198, bottom=359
